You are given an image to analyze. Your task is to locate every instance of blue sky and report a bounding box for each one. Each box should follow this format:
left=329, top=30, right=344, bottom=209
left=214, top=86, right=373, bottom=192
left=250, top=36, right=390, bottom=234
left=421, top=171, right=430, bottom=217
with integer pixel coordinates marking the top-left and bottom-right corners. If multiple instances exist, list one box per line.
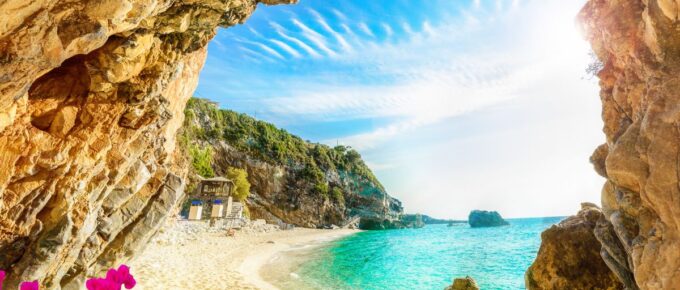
left=196, top=0, right=604, bottom=219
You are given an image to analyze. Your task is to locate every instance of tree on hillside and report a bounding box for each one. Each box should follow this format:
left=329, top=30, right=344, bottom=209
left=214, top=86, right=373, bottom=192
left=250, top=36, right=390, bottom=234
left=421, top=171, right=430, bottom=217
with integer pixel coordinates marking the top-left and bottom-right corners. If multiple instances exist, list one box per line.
left=189, top=145, right=214, bottom=178
left=227, top=167, right=251, bottom=201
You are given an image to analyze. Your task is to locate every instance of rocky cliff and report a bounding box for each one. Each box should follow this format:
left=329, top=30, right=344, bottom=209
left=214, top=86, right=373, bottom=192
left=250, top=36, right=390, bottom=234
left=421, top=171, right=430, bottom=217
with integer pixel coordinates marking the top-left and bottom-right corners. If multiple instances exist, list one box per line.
left=529, top=1, right=680, bottom=289
left=582, top=0, right=680, bottom=289
left=180, top=98, right=403, bottom=228
left=0, top=0, right=293, bottom=288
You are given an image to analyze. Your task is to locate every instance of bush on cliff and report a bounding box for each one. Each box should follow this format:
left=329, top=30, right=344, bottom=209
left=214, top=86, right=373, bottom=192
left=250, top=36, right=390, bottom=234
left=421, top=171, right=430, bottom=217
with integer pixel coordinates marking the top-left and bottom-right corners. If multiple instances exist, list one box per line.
left=188, top=145, right=214, bottom=178
left=332, top=187, right=345, bottom=204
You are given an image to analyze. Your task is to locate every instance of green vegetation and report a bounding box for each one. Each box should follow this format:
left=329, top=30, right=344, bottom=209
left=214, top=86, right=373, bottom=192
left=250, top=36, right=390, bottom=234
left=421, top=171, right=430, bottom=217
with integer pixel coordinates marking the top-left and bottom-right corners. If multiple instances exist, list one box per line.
left=332, top=187, right=345, bottom=204
left=188, top=145, right=214, bottom=178
left=181, top=98, right=385, bottom=193
left=226, top=167, right=251, bottom=201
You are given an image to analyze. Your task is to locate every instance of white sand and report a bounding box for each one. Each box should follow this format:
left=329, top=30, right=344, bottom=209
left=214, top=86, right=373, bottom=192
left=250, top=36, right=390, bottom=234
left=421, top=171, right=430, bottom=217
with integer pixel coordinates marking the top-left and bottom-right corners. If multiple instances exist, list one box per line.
left=129, top=221, right=358, bottom=290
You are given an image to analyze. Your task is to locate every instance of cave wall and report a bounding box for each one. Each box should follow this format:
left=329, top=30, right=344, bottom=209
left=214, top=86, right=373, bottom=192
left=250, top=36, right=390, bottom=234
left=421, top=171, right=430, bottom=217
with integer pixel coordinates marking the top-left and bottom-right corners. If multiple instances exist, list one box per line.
left=580, top=0, right=680, bottom=289
left=0, top=0, right=293, bottom=289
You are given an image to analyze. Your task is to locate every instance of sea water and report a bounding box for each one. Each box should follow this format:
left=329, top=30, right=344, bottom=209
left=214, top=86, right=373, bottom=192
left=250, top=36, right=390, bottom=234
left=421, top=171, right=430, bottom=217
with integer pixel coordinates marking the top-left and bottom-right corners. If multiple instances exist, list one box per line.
left=261, top=217, right=564, bottom=290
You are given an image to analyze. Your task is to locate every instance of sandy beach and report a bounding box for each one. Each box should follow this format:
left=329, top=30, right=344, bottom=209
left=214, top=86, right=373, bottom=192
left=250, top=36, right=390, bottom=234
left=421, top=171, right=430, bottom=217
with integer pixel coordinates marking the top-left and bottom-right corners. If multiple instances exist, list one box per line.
left=129, top=220, right=358, bottom=290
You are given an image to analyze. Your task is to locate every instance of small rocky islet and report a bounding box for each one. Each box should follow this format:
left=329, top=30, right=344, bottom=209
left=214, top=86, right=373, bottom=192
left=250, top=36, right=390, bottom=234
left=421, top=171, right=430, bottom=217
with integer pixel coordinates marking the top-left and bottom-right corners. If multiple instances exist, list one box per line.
left=467, top=210, right=509, bottom=228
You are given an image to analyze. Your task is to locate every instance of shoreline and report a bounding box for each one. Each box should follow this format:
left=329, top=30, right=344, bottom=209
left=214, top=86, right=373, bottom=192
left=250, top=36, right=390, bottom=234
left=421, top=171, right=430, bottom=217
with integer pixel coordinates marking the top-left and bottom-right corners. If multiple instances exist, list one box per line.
left=240, top=228, right=358, bottom=290
left=130, top=221, right=358, bottom=289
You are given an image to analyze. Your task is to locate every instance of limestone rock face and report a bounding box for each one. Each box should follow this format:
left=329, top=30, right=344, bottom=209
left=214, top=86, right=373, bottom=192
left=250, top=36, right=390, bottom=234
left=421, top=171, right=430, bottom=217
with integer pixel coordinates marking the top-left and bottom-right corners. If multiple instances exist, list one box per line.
left=578, top=0, right=680, bottom=288
left=0, top=0, right=293, bottom=288
left=525, top=203, right=623, bottom=290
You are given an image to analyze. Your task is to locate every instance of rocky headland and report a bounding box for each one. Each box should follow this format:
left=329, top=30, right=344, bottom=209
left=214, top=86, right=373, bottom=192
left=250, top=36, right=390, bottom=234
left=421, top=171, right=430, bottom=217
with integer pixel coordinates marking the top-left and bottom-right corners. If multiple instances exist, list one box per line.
left=468, top=210, right=509, bottom=228
left=180, top=98, right=404, bottom=229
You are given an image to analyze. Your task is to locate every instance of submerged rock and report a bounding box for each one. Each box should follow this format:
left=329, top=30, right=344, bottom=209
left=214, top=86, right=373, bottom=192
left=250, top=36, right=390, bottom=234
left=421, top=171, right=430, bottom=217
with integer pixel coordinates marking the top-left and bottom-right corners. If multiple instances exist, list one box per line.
left=445, top=276, right=480, bottom=290
left=525, top=203, right=623, bottom=290
left=468, top=210, right=509, bottom=228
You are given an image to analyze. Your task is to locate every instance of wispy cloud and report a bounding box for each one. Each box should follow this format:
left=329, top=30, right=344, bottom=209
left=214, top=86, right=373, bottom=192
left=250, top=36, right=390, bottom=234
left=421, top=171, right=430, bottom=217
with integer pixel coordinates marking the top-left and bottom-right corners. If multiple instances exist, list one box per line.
left=206, top=0, right=589, bottom=151
left=238, top=46, right=276, bottom=63
left=332, top=9, right=348, bottom=21
left=248, top=27, right=263, bottom=38
left=358, top=22, right=375, bottom=37
left=309, top=9, right=353, bottom=53
left=401, top=21, right=415, bottom=37
left=292, top=19, right=338, bottom=57
left=270, top=22, right=323, bottom=58
left=381, top=23, right=394, bottom=37
left=269, top=39, right=302, bottom=58
left=226, top=0, right=588, bottom=152
left=235, top=38, right=285, bottom=60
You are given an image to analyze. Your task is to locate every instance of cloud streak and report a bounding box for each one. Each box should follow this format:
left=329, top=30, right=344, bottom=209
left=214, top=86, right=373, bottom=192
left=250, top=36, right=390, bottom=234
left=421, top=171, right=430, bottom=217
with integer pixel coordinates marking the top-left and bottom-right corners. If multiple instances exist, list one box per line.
left=292, top=19, right=338, bottom=57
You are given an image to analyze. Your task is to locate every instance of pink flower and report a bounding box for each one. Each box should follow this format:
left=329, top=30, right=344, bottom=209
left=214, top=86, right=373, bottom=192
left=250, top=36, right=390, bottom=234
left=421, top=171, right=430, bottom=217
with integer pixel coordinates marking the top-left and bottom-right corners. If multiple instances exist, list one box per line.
left=0, top=270, right=6, bottom=289
left=86, top=265, right=136, bottom=290
left=106, top=265, right=136, bottom=289
left=19, top=280, right=39, bottom=290
left=86, top=278, right=119, bottom=290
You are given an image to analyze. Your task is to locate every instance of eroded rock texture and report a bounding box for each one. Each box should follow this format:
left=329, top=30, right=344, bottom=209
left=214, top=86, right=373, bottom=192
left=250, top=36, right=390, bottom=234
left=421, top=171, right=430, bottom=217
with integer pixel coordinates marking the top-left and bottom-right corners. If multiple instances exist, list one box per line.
left=0, top=0, right=293, bottom=289
left=525, top=203, right=623, bottom=290
left=565, top=0, right=680, bottom=289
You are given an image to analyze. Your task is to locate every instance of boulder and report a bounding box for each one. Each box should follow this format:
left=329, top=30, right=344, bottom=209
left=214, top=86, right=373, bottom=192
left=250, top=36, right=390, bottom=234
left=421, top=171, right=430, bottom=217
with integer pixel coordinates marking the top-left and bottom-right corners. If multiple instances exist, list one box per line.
left=444, top=276, right=479, bottom=290
left=525, top=203, right=623, bottom=290
left=468, top=210, right=509, bottom=228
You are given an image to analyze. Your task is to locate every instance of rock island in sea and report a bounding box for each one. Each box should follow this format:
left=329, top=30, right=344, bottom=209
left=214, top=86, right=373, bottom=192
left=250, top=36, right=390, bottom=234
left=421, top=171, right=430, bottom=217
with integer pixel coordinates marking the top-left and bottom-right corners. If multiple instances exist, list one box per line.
left=468, top=210, right=509, bottom=228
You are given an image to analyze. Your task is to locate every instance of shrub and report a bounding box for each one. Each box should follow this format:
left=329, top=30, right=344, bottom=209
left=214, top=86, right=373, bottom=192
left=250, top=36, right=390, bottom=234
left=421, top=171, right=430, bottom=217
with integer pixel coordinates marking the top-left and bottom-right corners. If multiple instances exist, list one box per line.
left=189, top=145, right=214, bottom=178
left=314, top=183, right=329, bottom=199
left=332, top=187, right=345, bottom=204
left=227, top=167, right=251, bottom=201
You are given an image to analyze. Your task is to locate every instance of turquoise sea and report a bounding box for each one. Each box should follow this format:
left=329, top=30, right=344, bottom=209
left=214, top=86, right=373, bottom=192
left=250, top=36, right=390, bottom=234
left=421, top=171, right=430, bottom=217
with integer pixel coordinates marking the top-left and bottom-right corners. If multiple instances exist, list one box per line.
left=262, top=217, right=564, bottom=290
